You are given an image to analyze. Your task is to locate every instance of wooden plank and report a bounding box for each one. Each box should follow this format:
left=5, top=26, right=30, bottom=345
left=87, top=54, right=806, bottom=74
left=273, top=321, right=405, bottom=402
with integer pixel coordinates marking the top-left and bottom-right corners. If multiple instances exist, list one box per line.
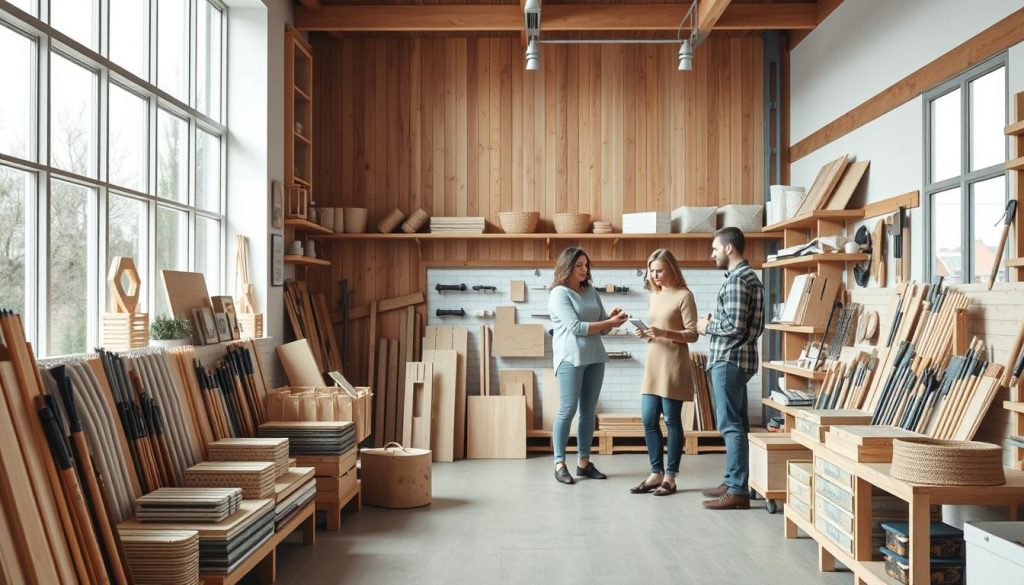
left=344, top=292, right=425, bottom=321
left=697, top=0, right=733, bottom=34
left=542, top=368, right=557, bottom=432
left=492, top=306, right=544, bottom=357
left=500, top=369, right=535, bottom=430
left=862, top=190, right=921, bottom=220
left=823, top=160, right=869, bottom=211
left=276, top=339, right=323, bottom=387
left=402, top=362, right=433, bottom=450
left=467, top=396, right=526, bottom=459
left=367, top=300, right=378, bottom=387
left=296, top=4, right=816, bottom=32
left=422, top=349, right=457, bottom=462
left=385, top=338, right=399, bottom=445
left=160, top=270, right=213, bottom=320
left=510, top=280, right=526, bottom=302
left=791, top=7, right=1024, bottom=161
left=374, top=340, right=388, bottom=447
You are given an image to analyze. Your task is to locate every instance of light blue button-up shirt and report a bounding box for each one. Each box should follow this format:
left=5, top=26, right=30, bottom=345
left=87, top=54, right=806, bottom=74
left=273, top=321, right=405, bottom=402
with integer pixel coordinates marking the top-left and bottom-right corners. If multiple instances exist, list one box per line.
left=548, top=285, right=610, bottom=372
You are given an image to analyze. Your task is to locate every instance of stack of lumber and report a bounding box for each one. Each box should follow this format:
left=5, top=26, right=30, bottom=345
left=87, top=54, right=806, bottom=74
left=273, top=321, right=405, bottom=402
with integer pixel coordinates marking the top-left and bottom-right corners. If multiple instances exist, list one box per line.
left=691, top=353, right=716, bottom=431
left=283, top=279, right=342, bottom=374
left=823, top=425, right=922, bottom=463
left=118, top=499, right=276, bottom=576
left=272, top=467, right=316, bottom=530
left=373, top=306, right=424, bottom=447
left=597, top=413, right=668, bottom=434
left=135, top=488, right=242, bottom=523
left=118, top=529, right=200, bottom=585
left=257, top=421, right=357, bottom=456
left=184, top=462, right=277, bottom=500
left=429, top=216, right=485, bottom=233
left=208, top=438, right=290, bottom=478
left=789, top=154, right=869, bottom=217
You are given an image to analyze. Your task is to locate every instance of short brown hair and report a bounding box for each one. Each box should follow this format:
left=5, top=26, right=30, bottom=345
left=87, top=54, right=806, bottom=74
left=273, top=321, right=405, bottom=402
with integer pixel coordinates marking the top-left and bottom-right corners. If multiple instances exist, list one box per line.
left=715, top=227, right=746, bottom=254
left=552, top=247, right=592, bottom=288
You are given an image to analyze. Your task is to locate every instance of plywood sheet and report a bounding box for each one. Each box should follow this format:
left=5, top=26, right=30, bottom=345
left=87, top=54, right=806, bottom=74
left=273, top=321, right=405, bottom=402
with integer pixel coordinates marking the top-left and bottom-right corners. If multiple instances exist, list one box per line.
left=423, top=326, right=469, bottom=459
left=795, top=154, right=849, bottom=215
left=493, top=306, right=544, bottom=358
left=500, top=369, right=535, bottom=430
left=422, top=349, right=457, bottom=462
left=824, top=160, right=870, bottom=211
left=277, top=339, right=324, bottom=387
left=402, top=362, right=433, bottom=451
left=467, top=396, right=526, bottom=459
left=160, top=270, right=213, bottom=321
left=510, top=280, right=526, bottom=302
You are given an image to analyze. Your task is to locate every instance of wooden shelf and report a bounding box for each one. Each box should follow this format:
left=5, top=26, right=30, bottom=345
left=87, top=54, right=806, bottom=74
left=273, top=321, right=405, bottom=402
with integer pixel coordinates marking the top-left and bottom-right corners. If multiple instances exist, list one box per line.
left=314, top=232, right=783, bottom=241
left=1005, top=401, right=1024, bottom=414
left=1007, top=156, right=1024, bottom=171
left=762, top=209, right=865, bottom=232
left=294, top=84, right=311, bottom=101
left=763, top=252, right=869, bottom=269
left=284, top=255, right=331, bottom=267
left=765, top=323, right=825, bottom=334
left=1006, top=119, right=1024, bottom=136
left=1006, top=257, right=1024, bottom=268
left=284, top=218, right=332, bottom=234
left=762, top=361, right=826, bottom=380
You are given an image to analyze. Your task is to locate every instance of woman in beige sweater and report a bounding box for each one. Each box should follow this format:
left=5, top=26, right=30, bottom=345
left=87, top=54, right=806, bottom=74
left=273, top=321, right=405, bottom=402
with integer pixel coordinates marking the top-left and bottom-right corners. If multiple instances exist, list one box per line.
left=630, top=249, right=699, bottom=496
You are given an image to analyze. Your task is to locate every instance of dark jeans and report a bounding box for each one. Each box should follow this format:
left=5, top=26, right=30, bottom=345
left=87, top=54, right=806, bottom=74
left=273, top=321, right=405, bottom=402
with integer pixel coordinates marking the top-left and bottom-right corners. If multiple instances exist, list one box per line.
left=710, top=361, right=752, bottom=496
left=641, top=394, right=683, bottom=476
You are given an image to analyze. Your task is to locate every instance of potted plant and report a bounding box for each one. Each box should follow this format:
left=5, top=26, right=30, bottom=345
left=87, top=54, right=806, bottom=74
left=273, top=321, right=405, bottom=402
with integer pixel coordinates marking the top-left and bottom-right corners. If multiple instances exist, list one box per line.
left=149, top=315, right=194, bottom=349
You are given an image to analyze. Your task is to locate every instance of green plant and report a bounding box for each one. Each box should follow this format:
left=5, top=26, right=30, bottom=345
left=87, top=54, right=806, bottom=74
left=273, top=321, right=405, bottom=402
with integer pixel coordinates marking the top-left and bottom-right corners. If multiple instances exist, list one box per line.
left=150, top=315, right=193, bottom=340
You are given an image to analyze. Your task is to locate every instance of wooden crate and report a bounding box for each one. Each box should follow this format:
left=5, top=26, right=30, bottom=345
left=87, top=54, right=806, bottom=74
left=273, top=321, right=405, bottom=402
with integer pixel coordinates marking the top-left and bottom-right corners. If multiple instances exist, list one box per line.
left=748, top=433, right=811, bottom=498
left=315, top=467, right=357, bottom=501
left=793, top=409, right=872, bottom=443
left=101, top=313, right=149, bottom=350
left=294, top=450, right=357, bottom=478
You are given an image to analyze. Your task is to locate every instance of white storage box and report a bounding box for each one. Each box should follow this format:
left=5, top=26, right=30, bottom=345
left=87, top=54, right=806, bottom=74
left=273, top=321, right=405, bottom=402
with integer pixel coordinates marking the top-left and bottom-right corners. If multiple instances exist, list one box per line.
left=622, top=212, right=670, bottom=234
left=965, top=521, right=1024, bottom=583
left=671, top=206, right=717, bottom=233
left=717, top=204, right=764, bottom=232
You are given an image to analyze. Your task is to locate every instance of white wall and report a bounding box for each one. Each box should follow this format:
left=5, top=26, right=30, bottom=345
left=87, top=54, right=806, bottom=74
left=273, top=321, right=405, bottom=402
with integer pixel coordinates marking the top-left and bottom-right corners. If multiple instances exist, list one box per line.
left=225, top=0, right=291, bottom=377
left=791, top=0, right=1021, bottom=143
left=790, top=1, right=1024, bottom=286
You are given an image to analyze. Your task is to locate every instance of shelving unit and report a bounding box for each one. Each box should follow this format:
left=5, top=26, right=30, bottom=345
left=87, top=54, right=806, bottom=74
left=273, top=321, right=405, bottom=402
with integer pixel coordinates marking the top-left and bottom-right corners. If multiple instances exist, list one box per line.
left=762, top=361, right=827, bottom=381
left=1006, top=90, right=1024, bottom=281
left=284, top=255, right=331, bottom=267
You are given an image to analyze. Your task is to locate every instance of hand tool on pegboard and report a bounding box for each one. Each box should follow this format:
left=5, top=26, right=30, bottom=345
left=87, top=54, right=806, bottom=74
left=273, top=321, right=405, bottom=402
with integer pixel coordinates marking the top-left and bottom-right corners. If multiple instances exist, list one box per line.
left=435, top=283, right=467, bottom=293
left=988, top=200, right=1016, bottom=290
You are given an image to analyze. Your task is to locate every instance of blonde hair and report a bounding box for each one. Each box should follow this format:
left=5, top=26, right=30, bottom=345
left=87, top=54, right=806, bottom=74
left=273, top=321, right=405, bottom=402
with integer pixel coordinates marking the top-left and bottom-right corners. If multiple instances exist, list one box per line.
left=552, top=247, right=593, bottom=288
left=644, top=248, right=687, bottom=292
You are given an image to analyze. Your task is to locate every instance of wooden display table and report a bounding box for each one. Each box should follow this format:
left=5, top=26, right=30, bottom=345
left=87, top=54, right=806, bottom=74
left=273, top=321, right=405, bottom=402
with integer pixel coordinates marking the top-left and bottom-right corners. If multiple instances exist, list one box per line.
left=762, top=398, right=809, bottom=432
left=785, top=432, right=1024, bottom=585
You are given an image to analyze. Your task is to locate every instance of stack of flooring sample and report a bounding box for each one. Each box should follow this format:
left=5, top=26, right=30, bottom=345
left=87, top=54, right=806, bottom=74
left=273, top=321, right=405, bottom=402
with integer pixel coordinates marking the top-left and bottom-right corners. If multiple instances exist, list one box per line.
left=597, top=413, right=667, bottom=434
left=622, top=212, right=671, bottom=234
left=118, top=499, right=276, bottom=576
left=184, top=461, right=277, bottom=499
left=118, top=529, right=200, bottom=585
left=273, top=467, right=316, bottom=530
left=429, top=216, right=485, bottom=234
left=135, top=487, right=243, bottom=523
left=257, top=421, right=356, bottom=455
left=208, top=438, right=290, bottom=478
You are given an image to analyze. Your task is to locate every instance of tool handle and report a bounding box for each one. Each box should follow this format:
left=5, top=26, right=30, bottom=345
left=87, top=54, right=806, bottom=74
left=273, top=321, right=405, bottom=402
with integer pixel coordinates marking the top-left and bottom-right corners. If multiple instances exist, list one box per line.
left=436, top=308, right=466, bottom=317
left=38, top=401, right=73, bottom=471
left=471, top=285, right=496, bottom=292
left=434, top=283, right=467, bottom=292
left=55, top=369, right=83, bottom=433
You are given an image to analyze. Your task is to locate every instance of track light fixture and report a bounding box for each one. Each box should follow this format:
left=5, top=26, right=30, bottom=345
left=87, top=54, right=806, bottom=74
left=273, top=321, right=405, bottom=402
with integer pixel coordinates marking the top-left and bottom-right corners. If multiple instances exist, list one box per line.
left=523, top=0, right=702, bottom=72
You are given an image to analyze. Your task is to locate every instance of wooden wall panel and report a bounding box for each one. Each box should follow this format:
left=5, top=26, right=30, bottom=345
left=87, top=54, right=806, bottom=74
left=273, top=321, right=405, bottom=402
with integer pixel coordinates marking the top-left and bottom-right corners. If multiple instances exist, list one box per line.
left=309, top=35, right=766, bottom=384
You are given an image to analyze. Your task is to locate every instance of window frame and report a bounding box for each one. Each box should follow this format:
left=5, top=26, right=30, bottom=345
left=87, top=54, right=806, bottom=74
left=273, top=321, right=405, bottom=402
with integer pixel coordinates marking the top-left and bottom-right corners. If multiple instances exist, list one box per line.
left=923, top=54, right=1009, bottom=284
left=0, top=0, right=228, bottom=357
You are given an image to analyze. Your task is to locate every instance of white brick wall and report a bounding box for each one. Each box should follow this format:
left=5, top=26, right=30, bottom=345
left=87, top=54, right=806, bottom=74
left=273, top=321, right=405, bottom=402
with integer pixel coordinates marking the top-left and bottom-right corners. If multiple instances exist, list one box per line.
left=427, top=266, right=765, bottom=425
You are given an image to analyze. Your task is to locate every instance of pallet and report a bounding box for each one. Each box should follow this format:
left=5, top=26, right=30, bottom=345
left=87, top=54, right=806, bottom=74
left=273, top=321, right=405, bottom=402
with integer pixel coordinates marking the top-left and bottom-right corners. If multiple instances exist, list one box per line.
left=199, top=500, right=315, bottom=585
left=683, top=430, right=726, bottom=456
left=317, top=479, right=360, bottom=532
left=525, top=429, right=604, bottom=454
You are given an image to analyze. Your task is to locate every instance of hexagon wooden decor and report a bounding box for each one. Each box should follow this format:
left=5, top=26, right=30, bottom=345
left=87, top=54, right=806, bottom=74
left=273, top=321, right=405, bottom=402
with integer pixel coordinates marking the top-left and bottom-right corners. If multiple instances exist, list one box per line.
left=108, top=256, right=141, bottom=313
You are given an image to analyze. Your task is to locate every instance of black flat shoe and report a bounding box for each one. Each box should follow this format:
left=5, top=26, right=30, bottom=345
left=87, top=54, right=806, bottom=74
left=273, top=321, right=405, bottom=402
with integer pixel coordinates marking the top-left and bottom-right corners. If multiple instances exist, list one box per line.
left=576, top=463, right=607, bottom=479
left=555, top=466, right=575, bottom=484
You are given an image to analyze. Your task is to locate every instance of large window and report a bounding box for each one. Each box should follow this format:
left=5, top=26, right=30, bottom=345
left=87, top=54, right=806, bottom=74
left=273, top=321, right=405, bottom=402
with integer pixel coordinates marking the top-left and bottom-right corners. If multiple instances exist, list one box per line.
left=924, top=56, right=1008, bottom=284
left=0, top=1, right=227, bottom=357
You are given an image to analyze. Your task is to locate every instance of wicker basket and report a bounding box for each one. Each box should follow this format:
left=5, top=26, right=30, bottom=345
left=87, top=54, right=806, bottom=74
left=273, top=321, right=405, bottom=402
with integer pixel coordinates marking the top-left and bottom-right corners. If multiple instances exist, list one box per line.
left=554, top=213, right=591, bottom=234
left=401, top=208, right=430, bottom=233
left=499, top=211, right=540, bottom=234
left=890, top=438, right=1005, bottom=486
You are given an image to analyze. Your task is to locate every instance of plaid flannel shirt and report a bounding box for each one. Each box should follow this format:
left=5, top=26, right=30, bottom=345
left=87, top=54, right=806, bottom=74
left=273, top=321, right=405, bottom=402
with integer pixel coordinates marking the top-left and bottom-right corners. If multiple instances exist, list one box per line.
left=705, top=260, right=765, bottom=376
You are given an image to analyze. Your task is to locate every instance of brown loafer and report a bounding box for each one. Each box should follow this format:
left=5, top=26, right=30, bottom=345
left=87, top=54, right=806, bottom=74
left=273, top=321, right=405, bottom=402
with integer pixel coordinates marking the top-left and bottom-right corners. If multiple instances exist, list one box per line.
left=701, top=483, right=728, bottom=498
left=653, top=481, right=677, bottom=497
left=702, top=492, right=751, bottom=510
left=629, top=477, right=662, bottom=494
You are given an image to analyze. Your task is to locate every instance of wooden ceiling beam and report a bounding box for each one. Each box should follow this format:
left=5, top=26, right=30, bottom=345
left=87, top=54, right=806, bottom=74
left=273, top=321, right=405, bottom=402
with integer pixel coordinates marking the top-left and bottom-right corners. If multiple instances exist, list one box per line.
left=697, top=0, right=732, bottom=34
left=294, top=3, right=816, bottom=33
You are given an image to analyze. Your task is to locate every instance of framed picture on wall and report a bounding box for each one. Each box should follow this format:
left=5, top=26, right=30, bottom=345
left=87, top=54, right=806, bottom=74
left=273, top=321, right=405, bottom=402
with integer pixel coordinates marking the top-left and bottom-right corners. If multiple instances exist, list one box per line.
left=271, top=233, right=284, bottom=286
left=271, top=180, right=284, bottom=229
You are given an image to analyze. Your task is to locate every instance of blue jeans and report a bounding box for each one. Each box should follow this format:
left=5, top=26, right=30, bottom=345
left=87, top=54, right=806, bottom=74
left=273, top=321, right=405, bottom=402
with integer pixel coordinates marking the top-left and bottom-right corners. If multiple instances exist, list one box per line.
left=710, top=361, right=752, bottom=496
left=552, top=361, right=605, bottom=464
left=641, top=394, right=683, bottom=476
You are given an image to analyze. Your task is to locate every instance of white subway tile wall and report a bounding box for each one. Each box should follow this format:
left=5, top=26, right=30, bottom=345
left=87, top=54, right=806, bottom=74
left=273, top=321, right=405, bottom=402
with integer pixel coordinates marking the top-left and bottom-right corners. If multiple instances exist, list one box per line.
left=427, top=267, right=765, bottom=425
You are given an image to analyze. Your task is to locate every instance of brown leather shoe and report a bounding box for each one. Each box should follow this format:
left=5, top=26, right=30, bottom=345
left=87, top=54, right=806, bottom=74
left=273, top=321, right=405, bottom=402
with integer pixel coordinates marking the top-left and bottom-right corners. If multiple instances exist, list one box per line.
left=702, top=492, right=751, bottom=510
left=701, top=483, right=728, bottom=498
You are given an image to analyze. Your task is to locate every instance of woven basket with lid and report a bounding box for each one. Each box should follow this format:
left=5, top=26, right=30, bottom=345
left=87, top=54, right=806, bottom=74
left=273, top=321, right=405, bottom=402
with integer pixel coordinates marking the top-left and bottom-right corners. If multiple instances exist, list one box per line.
left=890, top=438, right=1005, bottom=486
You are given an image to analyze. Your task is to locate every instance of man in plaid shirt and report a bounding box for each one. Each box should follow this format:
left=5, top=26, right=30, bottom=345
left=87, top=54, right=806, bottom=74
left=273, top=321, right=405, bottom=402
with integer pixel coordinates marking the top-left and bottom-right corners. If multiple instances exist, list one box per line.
left=697, top=227, right=765, bottom=510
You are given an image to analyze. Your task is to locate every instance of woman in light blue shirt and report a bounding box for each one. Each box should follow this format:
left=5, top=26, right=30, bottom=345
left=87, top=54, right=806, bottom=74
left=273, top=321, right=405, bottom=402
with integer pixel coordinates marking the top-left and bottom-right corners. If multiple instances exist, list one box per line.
left=548, top=247, right=627, bottom=485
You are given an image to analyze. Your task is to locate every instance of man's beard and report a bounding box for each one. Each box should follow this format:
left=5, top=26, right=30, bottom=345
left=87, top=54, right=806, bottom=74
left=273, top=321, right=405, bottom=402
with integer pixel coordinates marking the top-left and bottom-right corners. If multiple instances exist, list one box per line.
left=714, top=255, right=728, bottom=269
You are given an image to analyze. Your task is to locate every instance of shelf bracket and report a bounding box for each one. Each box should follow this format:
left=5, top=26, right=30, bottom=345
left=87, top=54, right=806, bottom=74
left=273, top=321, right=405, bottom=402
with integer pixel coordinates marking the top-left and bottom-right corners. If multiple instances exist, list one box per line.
left=612, top=238, right=620, bottom=254
left=414, top=238, right=423, bottom=260
left=545, top=237, right=551, bottom=260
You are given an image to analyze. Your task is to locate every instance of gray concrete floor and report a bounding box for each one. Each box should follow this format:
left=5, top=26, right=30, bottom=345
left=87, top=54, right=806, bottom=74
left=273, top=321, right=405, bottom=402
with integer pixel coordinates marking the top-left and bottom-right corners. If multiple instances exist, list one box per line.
left=275, top=453, right=851, bottom=584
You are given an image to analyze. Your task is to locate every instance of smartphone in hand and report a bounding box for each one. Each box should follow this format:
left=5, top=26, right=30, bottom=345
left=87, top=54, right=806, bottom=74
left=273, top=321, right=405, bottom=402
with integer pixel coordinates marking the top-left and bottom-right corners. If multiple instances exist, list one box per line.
left=628, top=318, right=648, bottom=332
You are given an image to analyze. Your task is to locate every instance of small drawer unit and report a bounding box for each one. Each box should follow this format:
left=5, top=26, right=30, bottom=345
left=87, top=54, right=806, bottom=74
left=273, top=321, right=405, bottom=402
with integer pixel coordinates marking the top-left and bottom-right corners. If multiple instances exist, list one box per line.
left=787, top=460, right=813, bottom=522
